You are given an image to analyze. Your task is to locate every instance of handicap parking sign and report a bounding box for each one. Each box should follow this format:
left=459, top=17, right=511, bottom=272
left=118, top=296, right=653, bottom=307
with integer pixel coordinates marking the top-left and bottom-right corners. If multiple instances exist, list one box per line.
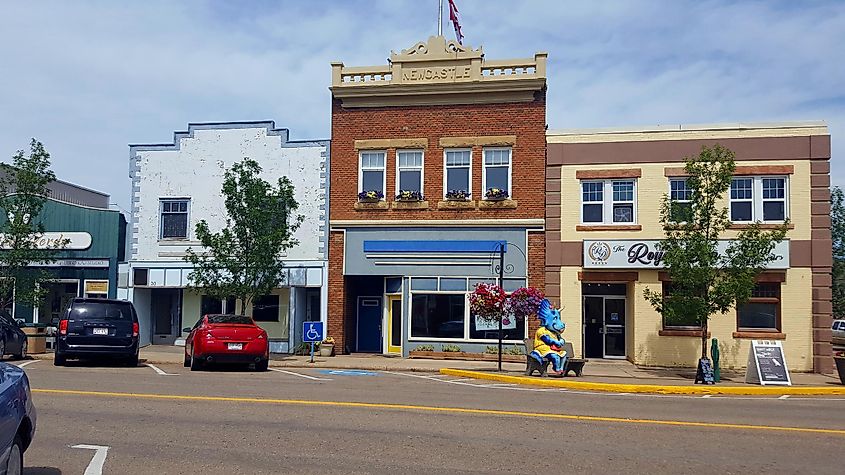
left=303, top=322, right=323, bottom=343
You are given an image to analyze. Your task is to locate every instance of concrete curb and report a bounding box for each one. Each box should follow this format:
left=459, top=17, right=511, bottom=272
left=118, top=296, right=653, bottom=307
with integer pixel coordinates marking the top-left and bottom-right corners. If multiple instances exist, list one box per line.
left=440, top=368, right=845, bottom=396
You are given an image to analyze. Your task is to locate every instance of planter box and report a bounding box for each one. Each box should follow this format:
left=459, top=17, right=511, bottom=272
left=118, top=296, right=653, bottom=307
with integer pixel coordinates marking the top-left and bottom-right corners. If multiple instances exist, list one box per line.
left=354, top=201, right=389, bottom=211
left=408, top=351, right=523, bottom=362
left=835, top=356, right=845, bottom=385
left=437, top=200, right=477, bottom=210
left=320, top=344, right=334, bottom=357
left=392, top=200, right=429, bottom=210
left=478, top=199, right=517, bottom=209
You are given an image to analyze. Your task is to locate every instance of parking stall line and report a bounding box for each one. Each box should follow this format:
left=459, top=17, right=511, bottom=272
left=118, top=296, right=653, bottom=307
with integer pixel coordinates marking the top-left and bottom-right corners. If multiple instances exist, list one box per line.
left=16, top=360, right=39, bottom=368
left=268, top=368, right=333, bottom=381
left=146, top=364, right=178, bottom=376
left=72, top=444, right=110, bottom=475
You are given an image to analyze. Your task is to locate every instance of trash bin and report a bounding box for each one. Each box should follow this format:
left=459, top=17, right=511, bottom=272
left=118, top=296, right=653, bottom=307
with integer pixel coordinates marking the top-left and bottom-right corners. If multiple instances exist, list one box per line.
left=22, top=325, right=48, bottom=354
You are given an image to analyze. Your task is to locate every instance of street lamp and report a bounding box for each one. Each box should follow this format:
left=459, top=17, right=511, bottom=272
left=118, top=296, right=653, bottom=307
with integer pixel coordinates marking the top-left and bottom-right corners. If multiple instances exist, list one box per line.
left=489, top=241, right=527, bottom=372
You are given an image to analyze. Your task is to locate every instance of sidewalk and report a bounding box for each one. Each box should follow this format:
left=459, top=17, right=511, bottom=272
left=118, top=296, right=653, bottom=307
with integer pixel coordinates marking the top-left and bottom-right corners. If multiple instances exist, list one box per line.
left=29, top=346, right=844, bottom=394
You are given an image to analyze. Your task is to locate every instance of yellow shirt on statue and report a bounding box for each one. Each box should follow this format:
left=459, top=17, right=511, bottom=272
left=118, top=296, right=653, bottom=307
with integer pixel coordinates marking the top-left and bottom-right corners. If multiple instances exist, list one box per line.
left=533, top=327, right=565, bottom=358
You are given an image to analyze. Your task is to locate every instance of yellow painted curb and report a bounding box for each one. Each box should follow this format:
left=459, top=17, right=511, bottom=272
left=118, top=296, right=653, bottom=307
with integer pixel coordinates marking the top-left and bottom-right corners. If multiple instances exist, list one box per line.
left=440, top=369, right=845, bottom=396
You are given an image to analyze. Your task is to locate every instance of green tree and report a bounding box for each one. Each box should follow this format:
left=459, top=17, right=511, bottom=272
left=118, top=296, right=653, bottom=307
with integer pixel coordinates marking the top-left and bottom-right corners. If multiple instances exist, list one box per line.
left=0, top=139, right=68, bottom=317
left=831, top=186, right=845, bottom=318
left=185, top=158, right=303, bottom=315
left=643, top=145, right=788, bottom=363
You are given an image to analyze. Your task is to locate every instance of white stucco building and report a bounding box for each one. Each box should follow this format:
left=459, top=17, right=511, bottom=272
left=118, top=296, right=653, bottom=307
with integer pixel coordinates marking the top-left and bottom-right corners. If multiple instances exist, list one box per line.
left=117, top=121, right=329, bottom=353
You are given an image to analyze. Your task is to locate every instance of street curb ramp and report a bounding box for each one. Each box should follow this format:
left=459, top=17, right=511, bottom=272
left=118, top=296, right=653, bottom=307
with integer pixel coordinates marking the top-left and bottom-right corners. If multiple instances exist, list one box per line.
left=440, top=369, right=845, bottom=396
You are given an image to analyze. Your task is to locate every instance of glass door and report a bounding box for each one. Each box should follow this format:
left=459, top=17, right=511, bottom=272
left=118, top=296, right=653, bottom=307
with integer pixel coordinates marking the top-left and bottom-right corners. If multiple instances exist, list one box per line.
left=603, top=297, right=626, bottom=358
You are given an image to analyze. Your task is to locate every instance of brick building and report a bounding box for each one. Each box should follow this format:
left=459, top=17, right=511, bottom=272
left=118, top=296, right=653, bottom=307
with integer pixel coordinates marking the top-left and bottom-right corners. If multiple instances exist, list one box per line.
left=545, top=122, right=833, bottom=372
left=328, top=36, right=547, bottom=356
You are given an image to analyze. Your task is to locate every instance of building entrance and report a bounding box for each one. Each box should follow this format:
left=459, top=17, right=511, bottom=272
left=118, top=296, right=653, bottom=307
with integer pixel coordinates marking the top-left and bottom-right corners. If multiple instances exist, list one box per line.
left=582, top=283, right=627, bottom=359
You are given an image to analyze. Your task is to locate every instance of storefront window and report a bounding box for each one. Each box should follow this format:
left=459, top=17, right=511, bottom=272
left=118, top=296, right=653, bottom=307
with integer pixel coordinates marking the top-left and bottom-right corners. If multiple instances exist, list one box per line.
left=469, top=311, right=525, bottom=340
left=252, top=295, right=280, bottom=322
left=201, top=295, right=223, bottom=316
left=38, top=281, right=79, bottom=324
left=411, top=294, right=465, bottom=339
left=737, top=283, right=780, bottom=331
left=661, top=283, right=703, bottom=329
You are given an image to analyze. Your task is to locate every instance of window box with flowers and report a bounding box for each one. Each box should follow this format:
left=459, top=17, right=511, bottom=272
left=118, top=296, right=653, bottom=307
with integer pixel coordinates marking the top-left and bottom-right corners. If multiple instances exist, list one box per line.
left=480, top=188, right=517, bottom=209
left=438, top=190, right=476, bottom=210
left=392, top=190, right=429, bottom=210
left=355, top=190, right=388, bottom=210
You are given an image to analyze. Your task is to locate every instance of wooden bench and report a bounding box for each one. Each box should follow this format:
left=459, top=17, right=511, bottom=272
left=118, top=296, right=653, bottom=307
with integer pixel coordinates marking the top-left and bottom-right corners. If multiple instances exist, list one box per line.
left=523, top=339, right=588, bottom=377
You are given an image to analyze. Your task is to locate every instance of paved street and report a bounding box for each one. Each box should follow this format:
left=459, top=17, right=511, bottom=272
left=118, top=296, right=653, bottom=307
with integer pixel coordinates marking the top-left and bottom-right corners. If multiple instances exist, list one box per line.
left=15, top=359, right=845, bottom=474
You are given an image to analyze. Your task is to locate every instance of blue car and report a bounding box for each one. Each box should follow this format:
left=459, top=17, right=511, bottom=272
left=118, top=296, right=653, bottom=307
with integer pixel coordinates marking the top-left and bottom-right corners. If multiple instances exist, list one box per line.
left=0, top=362, right=36, bottom=475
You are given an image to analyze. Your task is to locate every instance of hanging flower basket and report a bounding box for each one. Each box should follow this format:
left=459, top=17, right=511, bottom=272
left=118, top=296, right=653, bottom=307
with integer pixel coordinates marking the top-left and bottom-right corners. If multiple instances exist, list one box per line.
left=445, top=190, right=471, bottom=201
left=485, top=188, right=509, bottom=201
left=508, top=287, right=545, bottom=320
left=358, top=190, right=384, bottom=202
left=395, top=190, right=424, bottom=202
left=468, top=283, right=507, bottom=323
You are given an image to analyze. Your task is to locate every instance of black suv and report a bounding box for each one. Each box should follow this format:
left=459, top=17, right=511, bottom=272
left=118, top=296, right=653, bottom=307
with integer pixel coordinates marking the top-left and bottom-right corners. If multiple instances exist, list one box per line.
left=55, top=298, right=140, bottom=366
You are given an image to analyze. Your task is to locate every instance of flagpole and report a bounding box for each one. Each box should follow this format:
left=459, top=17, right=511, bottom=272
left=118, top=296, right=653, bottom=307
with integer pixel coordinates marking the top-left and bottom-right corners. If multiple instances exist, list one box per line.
left=438, top=0, right=443, bottom=36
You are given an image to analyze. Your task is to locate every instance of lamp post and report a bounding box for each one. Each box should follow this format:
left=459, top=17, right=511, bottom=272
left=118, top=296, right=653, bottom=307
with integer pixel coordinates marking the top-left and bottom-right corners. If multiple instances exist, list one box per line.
left=497, top=242, right=505, bottom=371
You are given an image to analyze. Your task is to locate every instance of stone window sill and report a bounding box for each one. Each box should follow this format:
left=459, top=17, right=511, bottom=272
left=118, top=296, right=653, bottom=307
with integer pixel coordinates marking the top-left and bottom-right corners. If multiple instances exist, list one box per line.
left=733, top=331, right=786, bottom=340
left=659, top=329, right=709, bottom=337
left=437, top=200, right=477, bottom=210
left=478, top=199, right=517, bottom=209
left=576, top=224, right=642, bottom=231
left=391, top=200, right=429, bottom=210
left=728, top=223, right=794, bottom=230
left=354, top=201, right=389, bottom=211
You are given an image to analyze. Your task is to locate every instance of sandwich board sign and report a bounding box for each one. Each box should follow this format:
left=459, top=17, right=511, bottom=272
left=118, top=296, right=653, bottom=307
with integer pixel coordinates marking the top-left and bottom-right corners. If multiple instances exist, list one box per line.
left=745, top=340, right=791, bottom=386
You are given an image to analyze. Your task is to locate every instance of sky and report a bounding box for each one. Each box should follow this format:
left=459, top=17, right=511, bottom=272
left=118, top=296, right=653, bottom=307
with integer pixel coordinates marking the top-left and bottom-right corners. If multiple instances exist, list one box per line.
left=1, top=0, right=843, bottom=211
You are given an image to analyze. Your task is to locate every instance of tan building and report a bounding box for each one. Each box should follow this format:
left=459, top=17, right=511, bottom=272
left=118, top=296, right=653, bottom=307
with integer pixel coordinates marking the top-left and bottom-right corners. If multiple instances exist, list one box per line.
left=545, top=122, right=833, bottom=373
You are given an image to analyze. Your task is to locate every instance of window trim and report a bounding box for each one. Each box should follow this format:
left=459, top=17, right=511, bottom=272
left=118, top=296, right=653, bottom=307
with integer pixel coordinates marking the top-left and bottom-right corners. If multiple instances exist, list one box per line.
left=580, top=179, right=638, bottom=225
left=735, top=283, right=782, bottom=333
left=730, top=176, right=789, bottom=224
left=358, top=150, right=387, bottom=199
left=159, top=198, right=191, bottom=240
left=395, top=149, right=424, bottom=198
left=481, top=147, right=512, bottom=200
left=442, top=148, right=473, bottom=200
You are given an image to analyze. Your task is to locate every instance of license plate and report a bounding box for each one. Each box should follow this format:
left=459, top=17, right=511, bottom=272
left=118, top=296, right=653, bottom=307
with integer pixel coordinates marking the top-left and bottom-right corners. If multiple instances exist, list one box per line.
left=93, top=328, right=108, bottom=335
left=228, top=343, right=243, bottom=351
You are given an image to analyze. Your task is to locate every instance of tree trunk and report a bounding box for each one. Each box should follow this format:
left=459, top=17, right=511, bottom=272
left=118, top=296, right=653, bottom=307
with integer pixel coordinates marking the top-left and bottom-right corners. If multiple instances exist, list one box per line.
left=701, top=318, right=708, bottom=359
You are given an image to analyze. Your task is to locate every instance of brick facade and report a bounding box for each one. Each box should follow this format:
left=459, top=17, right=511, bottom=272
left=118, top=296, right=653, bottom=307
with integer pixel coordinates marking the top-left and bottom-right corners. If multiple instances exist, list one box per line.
left=329, top=96, right=547, bottom=222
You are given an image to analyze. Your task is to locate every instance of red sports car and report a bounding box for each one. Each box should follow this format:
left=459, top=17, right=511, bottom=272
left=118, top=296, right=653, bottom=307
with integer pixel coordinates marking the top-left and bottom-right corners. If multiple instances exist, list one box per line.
left=184, top=314, right=269, bottom=371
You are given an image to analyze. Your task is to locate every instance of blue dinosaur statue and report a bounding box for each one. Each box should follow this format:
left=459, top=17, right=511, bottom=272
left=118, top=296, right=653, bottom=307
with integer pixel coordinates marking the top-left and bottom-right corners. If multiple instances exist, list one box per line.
left=530, top=299, right=569, bottom=376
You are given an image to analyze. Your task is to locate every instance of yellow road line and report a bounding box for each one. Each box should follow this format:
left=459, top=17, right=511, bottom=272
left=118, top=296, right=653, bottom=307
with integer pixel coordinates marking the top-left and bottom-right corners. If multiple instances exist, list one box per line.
left=440, top=369, right=845, bottom=396
left=32, top=388, right=845, bottom=436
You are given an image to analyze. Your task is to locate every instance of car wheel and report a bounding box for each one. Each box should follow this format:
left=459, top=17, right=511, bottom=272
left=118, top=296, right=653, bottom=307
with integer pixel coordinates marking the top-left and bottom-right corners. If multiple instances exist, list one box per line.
left=13, top=339, right=27, bottom=360
left=255, top=359, right=268, bottom=372
left=6, top=434, right=23, bottom=475
left=183, top=353, right=191, bottom=368
left=54, top=352, right=67, bottom=366
left=190, top=350, right=202, bottom=371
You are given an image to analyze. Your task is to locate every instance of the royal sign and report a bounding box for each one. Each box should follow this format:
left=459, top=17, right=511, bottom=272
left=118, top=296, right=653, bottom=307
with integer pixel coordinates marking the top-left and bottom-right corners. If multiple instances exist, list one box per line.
left=583, top=240, right=790, bottom=269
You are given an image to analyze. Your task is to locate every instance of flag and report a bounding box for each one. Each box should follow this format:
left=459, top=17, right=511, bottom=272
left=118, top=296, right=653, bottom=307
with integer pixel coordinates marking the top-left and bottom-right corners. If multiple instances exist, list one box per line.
left=448, top=0, right=464, bottom=44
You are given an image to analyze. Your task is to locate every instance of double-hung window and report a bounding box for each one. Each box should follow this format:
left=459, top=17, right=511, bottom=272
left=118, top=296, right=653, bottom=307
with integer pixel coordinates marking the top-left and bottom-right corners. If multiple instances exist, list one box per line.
left=669, top=178, right=693, bottom=222
left=581, top=180, right=637, bottom=224
left=359, top=151, right=386, bottom=200
left=160, top=199, right=190, bottom=239
left=730, top=176, right=788, bottom=223
left=482, top=148, right=511, bottom=199
left=396, top=150, right=423, bottom=198
left=444, top=149, right=471, bottom=199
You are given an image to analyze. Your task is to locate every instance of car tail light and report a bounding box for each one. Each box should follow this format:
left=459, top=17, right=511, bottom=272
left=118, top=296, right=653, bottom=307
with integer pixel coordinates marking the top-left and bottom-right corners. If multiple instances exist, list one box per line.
left=59, top=319, right=68, bottom=335
left=132, top=322, right=139, bottom=337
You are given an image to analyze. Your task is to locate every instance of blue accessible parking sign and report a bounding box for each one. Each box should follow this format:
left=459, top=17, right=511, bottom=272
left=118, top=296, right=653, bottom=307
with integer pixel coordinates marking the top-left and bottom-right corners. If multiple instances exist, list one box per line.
left=303, top=322, right=324, bottom=343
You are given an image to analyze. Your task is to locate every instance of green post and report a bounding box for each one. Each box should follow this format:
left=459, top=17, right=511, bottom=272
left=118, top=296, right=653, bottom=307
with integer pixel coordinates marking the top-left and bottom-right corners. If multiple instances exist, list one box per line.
left=711, top=338, right=720, bottom=383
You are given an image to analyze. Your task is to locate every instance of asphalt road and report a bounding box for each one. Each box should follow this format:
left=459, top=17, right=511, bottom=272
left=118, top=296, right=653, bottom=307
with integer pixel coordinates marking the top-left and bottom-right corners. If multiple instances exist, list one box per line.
left=13, top=358, right=845, bottom=474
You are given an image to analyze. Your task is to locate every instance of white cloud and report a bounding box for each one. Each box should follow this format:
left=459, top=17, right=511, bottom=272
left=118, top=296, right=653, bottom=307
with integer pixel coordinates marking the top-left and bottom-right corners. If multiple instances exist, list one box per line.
left=0, top=0, right=842, bottom=209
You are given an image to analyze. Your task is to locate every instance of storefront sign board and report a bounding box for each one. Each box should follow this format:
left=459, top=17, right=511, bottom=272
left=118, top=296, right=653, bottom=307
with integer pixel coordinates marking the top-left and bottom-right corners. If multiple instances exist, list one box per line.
left=0, top=232, right=92, bottom=250
left=583, top=240, right=789, bottom=269
left=745, top=340, right=791, bottom=386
